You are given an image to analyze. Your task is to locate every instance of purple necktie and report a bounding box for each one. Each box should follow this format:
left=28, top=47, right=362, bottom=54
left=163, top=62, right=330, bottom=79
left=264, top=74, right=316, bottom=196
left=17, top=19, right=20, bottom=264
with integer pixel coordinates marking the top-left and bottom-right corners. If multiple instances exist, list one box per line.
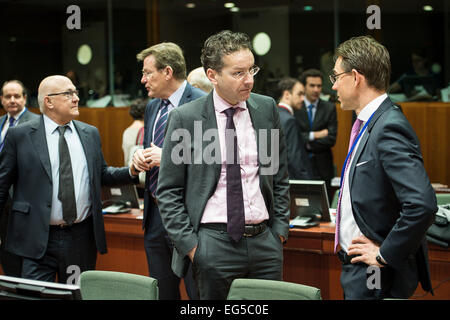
left=334, top=118, right=363, bottom=253
left=223, top=107, right=245, bottom=242
left=148, top=99, right=170, bottom=197
left=0, top=117, right=16, bottom=152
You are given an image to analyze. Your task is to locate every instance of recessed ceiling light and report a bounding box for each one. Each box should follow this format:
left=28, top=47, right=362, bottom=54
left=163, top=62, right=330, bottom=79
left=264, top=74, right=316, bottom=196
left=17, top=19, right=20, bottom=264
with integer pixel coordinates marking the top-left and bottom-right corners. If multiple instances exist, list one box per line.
left=423, top=5, right=433, bottom=12
left=224, top=3, right=235, bottom=9
left=230, top=7, right=240, bottom=12
left=304, top=5, right=314, bottom=11
left=253, top=32, right=271, bottom=56
left=186, top=3, right=196, bottom=9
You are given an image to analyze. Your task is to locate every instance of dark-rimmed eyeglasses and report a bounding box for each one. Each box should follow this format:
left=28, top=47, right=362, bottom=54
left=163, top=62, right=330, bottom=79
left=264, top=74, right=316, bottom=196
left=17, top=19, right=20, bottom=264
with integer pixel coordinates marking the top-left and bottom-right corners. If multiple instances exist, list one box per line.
left=47, top=90, right=79, bottom=99
left=329, top=71, right=351, bottom=84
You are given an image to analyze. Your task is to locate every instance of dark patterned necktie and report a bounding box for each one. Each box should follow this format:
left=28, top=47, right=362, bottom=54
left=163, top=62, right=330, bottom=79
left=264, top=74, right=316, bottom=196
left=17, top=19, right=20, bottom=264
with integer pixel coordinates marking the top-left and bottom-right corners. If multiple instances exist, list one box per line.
left=0, top=116, right=16, bottom=152
left=148, top=99, right=170, bottom=197
left=223, top=107, right=245, bottom=242
left=57, top=126, right=77, bottom=225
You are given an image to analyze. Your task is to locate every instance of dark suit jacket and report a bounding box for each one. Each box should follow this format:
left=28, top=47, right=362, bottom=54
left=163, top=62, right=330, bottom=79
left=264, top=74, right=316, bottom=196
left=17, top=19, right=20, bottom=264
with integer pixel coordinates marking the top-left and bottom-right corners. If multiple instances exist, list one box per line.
left=0, top=108, right=39, bottom=134
left=157, top=92, right=290, bottom=277
left=294, top=99, right=337, bottom=181
left=349, top=97, right=437, bottom=297
left=142, top=82, right=205, bottom=238
left=0, top=116, right=136, bottom=259
left=277, top=107, right=313, bottom=180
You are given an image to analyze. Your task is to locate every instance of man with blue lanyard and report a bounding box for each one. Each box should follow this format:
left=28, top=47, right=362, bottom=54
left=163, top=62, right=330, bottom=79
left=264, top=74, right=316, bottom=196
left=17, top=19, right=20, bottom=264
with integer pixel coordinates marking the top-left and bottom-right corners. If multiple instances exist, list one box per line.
left=0, top=80, right=39, bottom=277
left=331, top=36, right=437, bottom=299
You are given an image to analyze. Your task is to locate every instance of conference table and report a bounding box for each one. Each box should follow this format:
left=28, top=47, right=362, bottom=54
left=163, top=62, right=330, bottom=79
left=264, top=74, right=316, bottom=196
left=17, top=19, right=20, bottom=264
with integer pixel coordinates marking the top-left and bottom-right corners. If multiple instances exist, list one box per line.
left=97, top=209, right=450, bottom=300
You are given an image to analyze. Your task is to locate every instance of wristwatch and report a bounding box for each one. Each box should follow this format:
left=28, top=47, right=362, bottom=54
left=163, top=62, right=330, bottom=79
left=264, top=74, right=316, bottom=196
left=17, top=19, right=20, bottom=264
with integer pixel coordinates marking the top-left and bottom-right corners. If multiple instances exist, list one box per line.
left=376, top=254, right=388, bottom=267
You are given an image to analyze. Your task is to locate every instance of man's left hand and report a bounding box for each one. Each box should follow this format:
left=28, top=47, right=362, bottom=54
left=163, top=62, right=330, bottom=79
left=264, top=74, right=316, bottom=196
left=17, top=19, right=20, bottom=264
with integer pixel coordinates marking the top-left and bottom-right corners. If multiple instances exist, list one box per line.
left=347, top=235, right=383, bottom=267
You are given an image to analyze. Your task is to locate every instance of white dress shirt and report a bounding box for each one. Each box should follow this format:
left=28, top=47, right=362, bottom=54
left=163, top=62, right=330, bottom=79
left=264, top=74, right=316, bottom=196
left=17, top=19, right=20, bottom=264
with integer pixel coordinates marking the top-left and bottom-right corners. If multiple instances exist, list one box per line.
left=43, top=115, right=92, bottom=225
left=339, top=93, right=388, bottom=252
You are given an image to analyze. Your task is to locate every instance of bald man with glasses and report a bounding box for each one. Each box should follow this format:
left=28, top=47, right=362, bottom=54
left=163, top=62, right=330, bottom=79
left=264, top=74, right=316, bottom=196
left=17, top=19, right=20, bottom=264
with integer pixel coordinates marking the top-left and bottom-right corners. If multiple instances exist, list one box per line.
left=0, top=75, right=139, bottom=284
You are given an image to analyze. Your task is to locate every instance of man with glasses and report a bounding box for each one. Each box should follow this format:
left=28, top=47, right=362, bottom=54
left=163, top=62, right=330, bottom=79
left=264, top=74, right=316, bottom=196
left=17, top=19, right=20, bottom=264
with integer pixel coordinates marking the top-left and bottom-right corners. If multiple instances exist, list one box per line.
left=0, top=80, right=39, bottom=278
left=156, top=30, right=290, bottom=299
left=0, top=75, right=138, bottom=283
left=295, top=69, right=338, bottom=202
left=332, top=36, right=436, bottom=299
left=132, top=42, right=205, bottom=300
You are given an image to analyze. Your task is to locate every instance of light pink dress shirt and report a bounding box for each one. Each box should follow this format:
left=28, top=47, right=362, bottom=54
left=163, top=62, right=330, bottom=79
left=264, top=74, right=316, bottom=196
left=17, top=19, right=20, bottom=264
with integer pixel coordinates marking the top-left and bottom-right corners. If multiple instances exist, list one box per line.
left=200, top=90, right=269, bottom=225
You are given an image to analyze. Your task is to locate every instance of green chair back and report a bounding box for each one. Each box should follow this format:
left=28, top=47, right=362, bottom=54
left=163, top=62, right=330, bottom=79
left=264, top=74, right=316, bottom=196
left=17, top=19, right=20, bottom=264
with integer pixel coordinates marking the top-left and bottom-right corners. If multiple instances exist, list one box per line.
left=80, top=270, right=158, bottom=300
left=227, top=278, right=322, bottom=300
left=436, top=193, right=450, bottom=206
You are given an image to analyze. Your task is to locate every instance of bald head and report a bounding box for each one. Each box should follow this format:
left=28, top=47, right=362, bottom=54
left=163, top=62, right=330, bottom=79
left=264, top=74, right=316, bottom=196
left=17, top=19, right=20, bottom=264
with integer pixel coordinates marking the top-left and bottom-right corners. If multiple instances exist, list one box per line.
left=38, top=75, right=79, bottom=125
left=187, top=67, right=213, bottom=93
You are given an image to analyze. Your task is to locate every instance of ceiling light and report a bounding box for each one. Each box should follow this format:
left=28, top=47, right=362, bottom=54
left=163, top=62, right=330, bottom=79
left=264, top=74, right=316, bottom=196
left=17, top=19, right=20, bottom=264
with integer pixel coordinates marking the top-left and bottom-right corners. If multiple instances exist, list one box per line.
left=423, top=5, right=433, bottom=12
left=230, top=7, right=240, bottom=12
left=253, top=32, right=271, bottom=56
left=186, top=3, right=196, bottom=9
left=303, top=5, right=314, bottom=11
left=224, top=3, right=235, bottom=9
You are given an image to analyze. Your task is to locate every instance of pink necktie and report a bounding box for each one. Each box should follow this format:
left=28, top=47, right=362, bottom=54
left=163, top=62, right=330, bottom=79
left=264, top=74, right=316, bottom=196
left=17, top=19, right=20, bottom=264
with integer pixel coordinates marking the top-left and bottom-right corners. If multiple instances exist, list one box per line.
left=334, top=118, right=363, bottom=253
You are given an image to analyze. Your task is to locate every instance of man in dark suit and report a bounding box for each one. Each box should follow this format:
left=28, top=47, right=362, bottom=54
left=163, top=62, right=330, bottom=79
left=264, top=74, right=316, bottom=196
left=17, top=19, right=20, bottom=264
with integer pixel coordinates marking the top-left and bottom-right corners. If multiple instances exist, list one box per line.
left=0, top=75, right=138, bottom=284
left=156, top=30, right=290, bottom=300
left=0, top=80, right=39, bottom=277
left=295, top=69, right=337, bottom=201
left=132, top=42, right=205, bottom=300
left=276, top=77, right=313, bottom=180
left=332, top=36, right=437, bottom=299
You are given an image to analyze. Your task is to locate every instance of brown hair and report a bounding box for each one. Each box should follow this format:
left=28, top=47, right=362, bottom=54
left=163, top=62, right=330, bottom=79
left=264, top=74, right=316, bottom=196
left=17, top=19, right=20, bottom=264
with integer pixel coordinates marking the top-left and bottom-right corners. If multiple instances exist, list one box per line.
left=136, top=42, right=186, bottom=80
left=335, top=35, right=391, bottom=91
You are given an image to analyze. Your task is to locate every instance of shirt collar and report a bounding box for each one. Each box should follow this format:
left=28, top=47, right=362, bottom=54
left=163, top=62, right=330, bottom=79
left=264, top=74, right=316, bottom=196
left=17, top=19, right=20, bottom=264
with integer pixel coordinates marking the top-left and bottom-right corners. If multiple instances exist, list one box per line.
left=358, top=93, right=388, bottom=122
left=167, top=80, right=187, bottom=107
left=278, top=102, right=294, bottom=115
left=43, top=114, right=75, bottom=135
left=304, top=97, right=318, bottom=108
left=212, top=89, right=247, bottom=113
left=8, top=107, right=27, bottom=121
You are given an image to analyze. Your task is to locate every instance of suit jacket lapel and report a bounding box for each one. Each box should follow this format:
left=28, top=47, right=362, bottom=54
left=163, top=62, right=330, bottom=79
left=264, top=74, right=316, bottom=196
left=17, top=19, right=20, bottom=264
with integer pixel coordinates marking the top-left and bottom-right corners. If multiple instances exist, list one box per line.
left=73, top=120, right=94, bottom=183
left=201, top=92, right=221, bottom=184
left=29, top=116, right=52, bottom=182
left=348, top=97, right=392, bottom=186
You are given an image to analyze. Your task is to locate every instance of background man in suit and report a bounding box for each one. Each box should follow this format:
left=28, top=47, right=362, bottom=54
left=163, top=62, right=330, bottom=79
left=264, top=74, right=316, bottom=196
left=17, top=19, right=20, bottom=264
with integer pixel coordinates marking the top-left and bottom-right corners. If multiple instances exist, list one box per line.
left=132, top=42, right=204, bottom=300
left=276, top=77, right=313, bottom=180
left=0, top=80, right=39, bottom=277
left=0, top=75, right=138, bottom=284
left=332, top=36, right=437, bottom=299
left=156, top=30, right=290, bottom=300
left=295, top=69, right=337, bottom=201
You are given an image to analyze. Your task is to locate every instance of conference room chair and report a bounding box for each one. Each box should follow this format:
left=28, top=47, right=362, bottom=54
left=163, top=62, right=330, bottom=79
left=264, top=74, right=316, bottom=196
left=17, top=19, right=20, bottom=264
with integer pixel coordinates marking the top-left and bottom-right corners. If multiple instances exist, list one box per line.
left=436, top=193, right=450, bottom=206
left=79, top=270, right=158, bottom=300
left=226, top=278, right=322, bottom=300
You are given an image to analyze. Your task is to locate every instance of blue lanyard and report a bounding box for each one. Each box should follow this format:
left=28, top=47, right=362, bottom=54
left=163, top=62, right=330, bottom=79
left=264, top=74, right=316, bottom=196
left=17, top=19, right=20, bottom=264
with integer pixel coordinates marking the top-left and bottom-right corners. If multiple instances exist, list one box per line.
left=339, top=111, right=376, bottom=189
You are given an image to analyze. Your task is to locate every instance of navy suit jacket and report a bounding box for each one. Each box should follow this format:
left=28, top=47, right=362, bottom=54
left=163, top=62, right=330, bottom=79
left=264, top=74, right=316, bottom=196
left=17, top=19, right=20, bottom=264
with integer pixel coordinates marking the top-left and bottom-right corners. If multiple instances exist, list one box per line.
left=0, top=116, right=136, bottom=259
left=142, top=82, right=205, bottom=237
left=348, top=97, right=437, bottom=297
left=277, top=107, right=313, bottom=180
left=294, top=99, right=337, bottom=182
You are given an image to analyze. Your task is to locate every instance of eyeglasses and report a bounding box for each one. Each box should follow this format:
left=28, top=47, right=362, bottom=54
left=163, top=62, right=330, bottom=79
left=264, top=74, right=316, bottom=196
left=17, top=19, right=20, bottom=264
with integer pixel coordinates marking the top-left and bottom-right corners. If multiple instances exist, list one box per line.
left=230, top=65, right=260, bottom=80
left=329, top=71, right=351, bottom=84
left=47, top=90, right=79, bottom=99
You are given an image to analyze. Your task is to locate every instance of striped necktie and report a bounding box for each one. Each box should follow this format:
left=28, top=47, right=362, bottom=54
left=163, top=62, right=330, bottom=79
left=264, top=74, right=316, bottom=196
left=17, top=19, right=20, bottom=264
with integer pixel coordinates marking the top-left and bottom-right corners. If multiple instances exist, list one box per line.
left=0, top=116, right=16, bottom=152
left=148, top=99, right=170, bottom=197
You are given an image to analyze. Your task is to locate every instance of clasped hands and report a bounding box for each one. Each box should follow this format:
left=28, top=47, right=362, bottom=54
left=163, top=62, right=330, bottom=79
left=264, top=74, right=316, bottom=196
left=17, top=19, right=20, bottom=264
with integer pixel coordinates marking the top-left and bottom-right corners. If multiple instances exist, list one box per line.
left=131, top=143, right=162, bottom=174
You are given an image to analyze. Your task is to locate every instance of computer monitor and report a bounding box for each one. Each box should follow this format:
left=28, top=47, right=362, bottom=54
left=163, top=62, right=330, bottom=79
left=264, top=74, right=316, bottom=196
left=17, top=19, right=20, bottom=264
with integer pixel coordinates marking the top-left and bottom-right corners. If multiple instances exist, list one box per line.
left=289, top=180, right=330, bottom=222
left=401, top=74, right=438, bottom=97
left=101, top=184, right=140, bottom=209
left=0, top=275, right=82, bottom=300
